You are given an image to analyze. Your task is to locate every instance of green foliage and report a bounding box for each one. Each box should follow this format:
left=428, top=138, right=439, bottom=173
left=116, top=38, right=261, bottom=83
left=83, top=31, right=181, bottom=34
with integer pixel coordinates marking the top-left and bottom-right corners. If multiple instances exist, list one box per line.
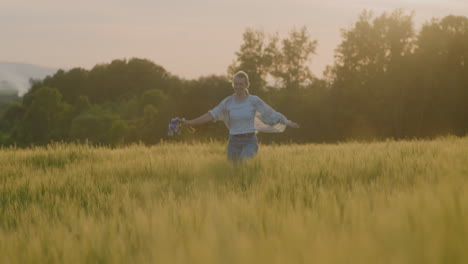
left=229, top=26, right=318, bottom=91
left=327, top=10, right=419, bottom=140
left=413, top=15, right=468, bottom=136
left=73, top=95, right=91, bottom=114
left=69, top=112, right=121, bottom=145
left=17, top=87, right=72, bottom=144
left=271, top=26, right=318, bottom=89
left=141, top=89, right=167, bottom=109
left=109, top=119, right=128, bottom=146
left=332, top=9, right=415, bottom=82
left=0, top=11, right=467, bottom=146
left=0, top=88, right=20, bottom=125
left=0, top=131, right=5, bottom=145
left=135, top=105, right=160, bottom=144
left=228, top=28, right=279, bottom=95
left=0, top=102, right=24, bottom=138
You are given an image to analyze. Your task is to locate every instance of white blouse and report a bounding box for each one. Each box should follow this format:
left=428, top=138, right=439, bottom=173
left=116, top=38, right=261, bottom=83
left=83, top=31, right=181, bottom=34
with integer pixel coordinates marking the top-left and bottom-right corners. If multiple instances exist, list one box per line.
left=208, top=95, right=289, bottom=135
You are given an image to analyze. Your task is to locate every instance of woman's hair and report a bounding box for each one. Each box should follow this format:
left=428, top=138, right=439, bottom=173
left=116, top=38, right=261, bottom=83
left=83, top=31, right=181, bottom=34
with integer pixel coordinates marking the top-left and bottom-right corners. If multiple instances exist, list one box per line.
left=232, top=71, right=250, bottom=94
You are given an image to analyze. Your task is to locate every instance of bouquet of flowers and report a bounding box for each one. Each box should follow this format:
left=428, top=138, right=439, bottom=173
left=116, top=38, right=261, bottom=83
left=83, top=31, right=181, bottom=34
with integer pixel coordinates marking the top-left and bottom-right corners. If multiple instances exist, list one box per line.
left=167, top=117, right=195, bottom=136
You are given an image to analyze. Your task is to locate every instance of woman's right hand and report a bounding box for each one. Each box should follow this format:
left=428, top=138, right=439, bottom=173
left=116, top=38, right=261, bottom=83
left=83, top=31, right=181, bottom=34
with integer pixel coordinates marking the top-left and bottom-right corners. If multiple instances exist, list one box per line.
left=182, top=119, right=193, bottom=126
left=182, top=113, right=213, bottom=126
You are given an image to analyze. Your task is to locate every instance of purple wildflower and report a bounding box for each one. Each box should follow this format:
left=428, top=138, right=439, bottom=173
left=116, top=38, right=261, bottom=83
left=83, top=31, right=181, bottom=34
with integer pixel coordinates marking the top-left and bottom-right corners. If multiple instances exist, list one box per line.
left=168, top=117, right=184, bottom=136
left=168, top=117, right=195, bottom=136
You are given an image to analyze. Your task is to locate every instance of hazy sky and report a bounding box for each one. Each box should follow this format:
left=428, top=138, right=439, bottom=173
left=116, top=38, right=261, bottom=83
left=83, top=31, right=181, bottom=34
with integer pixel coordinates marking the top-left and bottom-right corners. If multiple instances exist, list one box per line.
left=1, top=0, right=467, bottom=79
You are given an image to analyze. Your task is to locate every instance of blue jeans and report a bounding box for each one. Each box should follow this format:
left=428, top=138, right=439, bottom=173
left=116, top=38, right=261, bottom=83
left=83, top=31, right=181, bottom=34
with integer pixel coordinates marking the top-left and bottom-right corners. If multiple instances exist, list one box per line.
left=227, top=134, right=258, bottom=163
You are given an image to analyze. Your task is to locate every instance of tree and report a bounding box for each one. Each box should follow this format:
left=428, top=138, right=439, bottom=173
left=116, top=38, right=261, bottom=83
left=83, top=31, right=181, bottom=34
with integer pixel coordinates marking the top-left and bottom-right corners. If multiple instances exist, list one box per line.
left=136, top=105, right=159, bottom=144
left=228, top=29, right=279, bottom=95
left=141, top=89, right=168, bottom=109
left=327, top=9, right=416, bottom=139
left=74, top=95, right=91, bottom=114
left=0, top=102, right=25, bottom=144
left=109, top=119, right=128, bottom=146
left=271, top=26, right=317, bottom=90
left=40, top=68, right=88, bottom=104
left=18, top=87, right=71, bottom=144
left=229, top=27, right=318, bottom=92
left=413, top=15, right=468, bottom=136
left=69, top=112, right=119, bottom=145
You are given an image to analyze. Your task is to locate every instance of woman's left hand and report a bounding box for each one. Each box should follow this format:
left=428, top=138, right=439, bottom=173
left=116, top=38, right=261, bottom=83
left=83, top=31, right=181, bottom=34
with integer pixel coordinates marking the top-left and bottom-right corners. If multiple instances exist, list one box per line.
left=288, top=121, right=300, bottom=128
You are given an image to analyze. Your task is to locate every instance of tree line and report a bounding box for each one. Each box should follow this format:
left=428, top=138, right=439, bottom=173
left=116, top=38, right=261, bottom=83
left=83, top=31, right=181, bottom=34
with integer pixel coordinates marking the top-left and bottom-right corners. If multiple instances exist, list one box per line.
left=1, top=10, right=467, bottom=146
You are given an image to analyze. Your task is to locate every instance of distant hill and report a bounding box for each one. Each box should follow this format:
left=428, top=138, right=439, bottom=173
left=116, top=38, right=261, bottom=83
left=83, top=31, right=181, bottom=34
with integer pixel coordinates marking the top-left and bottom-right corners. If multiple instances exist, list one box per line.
left=0, top=61, right=58, bottom=96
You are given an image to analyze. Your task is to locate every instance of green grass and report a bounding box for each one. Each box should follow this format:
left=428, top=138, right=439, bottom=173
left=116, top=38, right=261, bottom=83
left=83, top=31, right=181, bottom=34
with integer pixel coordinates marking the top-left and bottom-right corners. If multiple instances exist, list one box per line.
left=0, top=136, right=467, bottom=263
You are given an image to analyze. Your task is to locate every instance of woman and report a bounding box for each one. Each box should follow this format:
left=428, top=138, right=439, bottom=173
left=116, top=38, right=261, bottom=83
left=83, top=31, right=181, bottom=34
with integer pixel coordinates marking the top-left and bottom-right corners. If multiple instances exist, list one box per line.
left=183, top=71, right=300, bottom=162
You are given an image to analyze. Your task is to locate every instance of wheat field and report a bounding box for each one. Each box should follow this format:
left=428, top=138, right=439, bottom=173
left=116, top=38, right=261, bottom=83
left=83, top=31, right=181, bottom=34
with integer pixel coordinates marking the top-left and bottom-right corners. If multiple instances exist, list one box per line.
left=0, top=136, right=467, bottom=263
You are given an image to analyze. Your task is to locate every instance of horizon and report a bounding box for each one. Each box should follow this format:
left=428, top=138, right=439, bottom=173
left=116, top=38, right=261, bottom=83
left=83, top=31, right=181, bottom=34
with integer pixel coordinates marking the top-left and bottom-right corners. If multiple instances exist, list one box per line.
left=1, top=0, right=468, bottom=80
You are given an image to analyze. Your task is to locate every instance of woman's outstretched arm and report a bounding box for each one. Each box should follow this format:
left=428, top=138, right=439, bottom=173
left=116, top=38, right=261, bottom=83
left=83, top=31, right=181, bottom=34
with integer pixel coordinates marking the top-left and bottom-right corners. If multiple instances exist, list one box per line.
left=254, top=96, right=300, bottom=128
left=183, top=112, right=214, bottom=126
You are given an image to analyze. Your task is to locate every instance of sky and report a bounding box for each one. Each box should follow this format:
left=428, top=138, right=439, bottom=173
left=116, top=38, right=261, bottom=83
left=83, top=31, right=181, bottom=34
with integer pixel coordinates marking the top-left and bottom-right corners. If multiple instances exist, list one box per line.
left=1, top=0, right=467, bottom=79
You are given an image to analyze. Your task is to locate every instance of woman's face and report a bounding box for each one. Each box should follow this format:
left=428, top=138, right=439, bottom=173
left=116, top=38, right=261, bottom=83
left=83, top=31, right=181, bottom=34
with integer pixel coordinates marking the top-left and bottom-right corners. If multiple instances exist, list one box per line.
left=233, top=77, right=248, bottom=95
